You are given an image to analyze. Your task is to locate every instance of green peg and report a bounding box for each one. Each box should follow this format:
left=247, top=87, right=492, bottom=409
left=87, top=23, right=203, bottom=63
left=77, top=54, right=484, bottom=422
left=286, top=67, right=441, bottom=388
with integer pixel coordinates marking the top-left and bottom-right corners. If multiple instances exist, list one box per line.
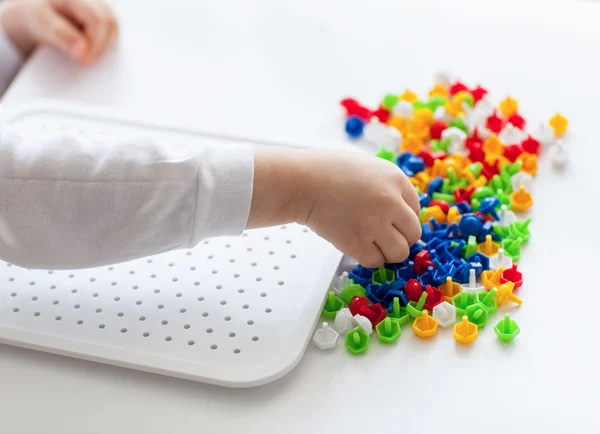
left=439, top=137, right=451, bottom=152
left=430, top=139, right=443, bottom=152
left=376, top=146, right=396, bottom=163
left=450, top=117, right=468, bottom=134
left=468, top=162, right=483, bottom=178
left=475, top=288, right=498, bottom=313
left=447, top=167, right=459, bottom=185
left=345, top=327, right=370, bottom=354
left=470, top=198, right=480, bottom=212
left=472, top=186, right=495, bottom=200
left=494, top=313, right=520, bottom=342
left=388, top=297, right=411, bottom=325
left=381, top=93, right=399, bottom=111
left=493, top=223, right=511, bottom=238
left=500, top=161, right=522, bottom=177
left=495, top=189, right=512, bottom=208
left=412, top=100, right=429, bottom=110
left=427, top=95, right=446, bottom=112
left=419, top=208, right=427, bottom=222
left=488, top=175, right=505, bottom=192
left=441, top=178, right=453, bottom=195
left=452, top=291, right=476, bottom=316
left=372, top=266, right=395, bottom=285
left=509, top=218, right=532, bottom=243
left=340, top=283, right=367, bottom=305
left=466, top=302, right=489, bottom=327
left=376, top=317, right=402, bottom=344
left=464, top=236, right=478, bottom=258
left=322, top=291, right=345, bottom=318
left=500, top=172, right=513, bottom=193
left=502, top=237, right=524, bottom=261
left=407, top=292, right=428, bottom=318
left=432, top=192, right=456, bottom=204
left=461, top=93, right=475, bottom=108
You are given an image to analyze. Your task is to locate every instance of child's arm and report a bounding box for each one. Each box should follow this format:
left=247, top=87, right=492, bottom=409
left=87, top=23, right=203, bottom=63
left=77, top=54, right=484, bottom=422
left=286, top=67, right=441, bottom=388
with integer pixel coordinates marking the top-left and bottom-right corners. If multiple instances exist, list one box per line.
left=0, top=108, right=421, bottom=270
left=0, top=9, right=24, bottom=94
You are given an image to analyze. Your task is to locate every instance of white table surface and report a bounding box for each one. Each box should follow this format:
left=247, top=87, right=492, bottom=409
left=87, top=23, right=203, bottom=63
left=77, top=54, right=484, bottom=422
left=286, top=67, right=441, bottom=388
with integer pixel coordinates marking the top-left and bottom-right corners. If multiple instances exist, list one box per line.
left=2, top=0, right=599, bottom=433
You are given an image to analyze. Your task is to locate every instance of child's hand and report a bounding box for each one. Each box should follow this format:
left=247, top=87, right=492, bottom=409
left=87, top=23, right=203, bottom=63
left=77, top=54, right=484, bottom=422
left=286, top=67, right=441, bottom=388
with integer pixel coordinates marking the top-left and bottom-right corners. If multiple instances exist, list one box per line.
left=1, top=0, right=118, bottom=64
left=249, top=147, right=422, bottom=268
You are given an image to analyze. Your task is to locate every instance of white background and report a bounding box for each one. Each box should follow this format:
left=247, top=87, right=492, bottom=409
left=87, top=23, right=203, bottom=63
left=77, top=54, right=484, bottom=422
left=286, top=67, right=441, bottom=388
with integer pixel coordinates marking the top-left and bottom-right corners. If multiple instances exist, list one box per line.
left=1, top=0, right=599, bottom=433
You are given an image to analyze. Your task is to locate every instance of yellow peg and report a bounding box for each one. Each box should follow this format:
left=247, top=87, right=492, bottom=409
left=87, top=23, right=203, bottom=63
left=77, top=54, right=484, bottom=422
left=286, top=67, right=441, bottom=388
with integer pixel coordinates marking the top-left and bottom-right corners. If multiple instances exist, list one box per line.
left=478, top=235, right=500, bottom=257
left=496, top=282, right=522, bottom=307
left=549, top=113, right=568, bottom=137
left=399, top=89, right=418, bottom=103
left=499, top=96, right=519, bottom=117
left=454, top=315, right=478, bottom=344
left=412, top=310, right=438, bottom=339
left=481, top=268, right=504, bottom=291
left=439, top=276, right=462, bottom=303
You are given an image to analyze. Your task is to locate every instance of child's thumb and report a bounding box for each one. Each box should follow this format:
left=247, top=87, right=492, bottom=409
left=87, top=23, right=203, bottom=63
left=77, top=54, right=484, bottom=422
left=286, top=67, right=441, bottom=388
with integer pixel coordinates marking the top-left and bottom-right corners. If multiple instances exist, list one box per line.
left=40, top=11, right=89, bottom=62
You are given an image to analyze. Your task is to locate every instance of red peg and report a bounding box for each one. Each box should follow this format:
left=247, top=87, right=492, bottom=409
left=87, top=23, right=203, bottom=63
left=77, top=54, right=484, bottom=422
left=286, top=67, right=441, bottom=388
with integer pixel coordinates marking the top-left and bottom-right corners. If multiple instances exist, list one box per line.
left=414, top=250, right=435, bottom=275
left=475, top=212, right=495, bottom=223
left=481, top=159, right=499, bottom=179
left=521, top=135, right=541, bottom=155
left=340, top=98, right=359, bottom=113
left=366, top=303, right=387, bottom=326
left=429, top=200, right=450, bottom=214
left=419, top=148, right=447, bottom=167
left=466, top=131, right=482, bottom=151
left=404, top=278, right=424, bottom=302
left=349, top=296, right=369, bottom=316
left=449, top=81, right=469, bottom=96
left=357, top=305, right=378, bottom=324
left=503, top=144, right=524, bottom=162
left=470, top=85, right=488, bottom=103
left=373, top=106, right=390, bottom=123
left=486, top=111, right=504, bottom=134
left=430, top=120, right=448, bottom=140
left=507, top=113, right=526, bottom=130
left=500, top=264, right=523, bottom=289
left=454, top=186, right=475, bottom=204
left=468, top=145, right=485, bottom=163
left=423, top=285, right=444, bottom=311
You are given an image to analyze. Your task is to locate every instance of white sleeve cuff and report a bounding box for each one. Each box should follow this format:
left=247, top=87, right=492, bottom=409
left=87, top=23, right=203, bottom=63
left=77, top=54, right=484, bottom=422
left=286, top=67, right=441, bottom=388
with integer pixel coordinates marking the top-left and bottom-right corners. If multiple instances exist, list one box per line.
left=191, top=143, right=254, bottom=244
left=0, top=11, right=24, bottom=95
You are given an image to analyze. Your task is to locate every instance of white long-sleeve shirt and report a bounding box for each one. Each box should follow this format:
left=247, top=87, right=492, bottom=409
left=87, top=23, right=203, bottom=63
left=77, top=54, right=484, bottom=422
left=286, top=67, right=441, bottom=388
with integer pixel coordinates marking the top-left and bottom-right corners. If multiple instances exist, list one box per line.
left=0, top=21, right=254, bottom=271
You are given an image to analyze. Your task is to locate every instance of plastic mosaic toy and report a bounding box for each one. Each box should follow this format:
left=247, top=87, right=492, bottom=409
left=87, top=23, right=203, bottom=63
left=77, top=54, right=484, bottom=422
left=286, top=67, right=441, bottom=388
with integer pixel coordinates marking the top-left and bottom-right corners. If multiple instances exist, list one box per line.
left=313, top=75, right=568, bottom=354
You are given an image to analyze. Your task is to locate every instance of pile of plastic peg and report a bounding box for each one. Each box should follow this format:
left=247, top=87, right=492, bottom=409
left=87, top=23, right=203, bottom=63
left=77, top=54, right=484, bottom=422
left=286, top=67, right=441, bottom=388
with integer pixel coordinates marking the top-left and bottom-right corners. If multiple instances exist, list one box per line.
left=312, top=74, right=568, bottom=354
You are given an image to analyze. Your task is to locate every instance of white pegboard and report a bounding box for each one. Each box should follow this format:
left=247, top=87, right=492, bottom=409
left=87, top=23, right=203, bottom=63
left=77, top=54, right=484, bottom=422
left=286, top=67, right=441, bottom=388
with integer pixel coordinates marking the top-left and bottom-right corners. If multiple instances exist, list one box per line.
left=0, top=102, right=344, bottom=387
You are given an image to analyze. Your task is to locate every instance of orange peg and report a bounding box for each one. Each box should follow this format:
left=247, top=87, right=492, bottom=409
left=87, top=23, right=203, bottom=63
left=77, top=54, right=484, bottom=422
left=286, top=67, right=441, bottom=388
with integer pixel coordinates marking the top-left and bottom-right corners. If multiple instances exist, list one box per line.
left=517, top=152, right=538, bottom=176
left=510, top=186, right=533, bottom=212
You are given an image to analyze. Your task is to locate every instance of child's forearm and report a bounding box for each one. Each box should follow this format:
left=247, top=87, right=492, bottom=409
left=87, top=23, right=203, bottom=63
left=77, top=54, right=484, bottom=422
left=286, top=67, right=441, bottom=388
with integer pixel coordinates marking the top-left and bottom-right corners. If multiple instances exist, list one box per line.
left=0, top=107, right=253, bottom=269
left=0, top=7, right=24, bottom=96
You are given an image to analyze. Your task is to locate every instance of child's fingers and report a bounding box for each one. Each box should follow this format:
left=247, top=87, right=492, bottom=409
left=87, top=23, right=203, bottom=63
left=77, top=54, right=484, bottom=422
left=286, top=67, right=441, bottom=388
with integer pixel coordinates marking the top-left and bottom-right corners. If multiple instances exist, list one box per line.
left=53, top=0, right=115, bottom=64
left=394, top=203, right=422, bottom=245
left=356, top=243, right=386, bottom=269
left=38, top=9, right=88, bottom=61
left=402, top=181, right=421, bottom=217
left=377, top=230, right=410, bottom=264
